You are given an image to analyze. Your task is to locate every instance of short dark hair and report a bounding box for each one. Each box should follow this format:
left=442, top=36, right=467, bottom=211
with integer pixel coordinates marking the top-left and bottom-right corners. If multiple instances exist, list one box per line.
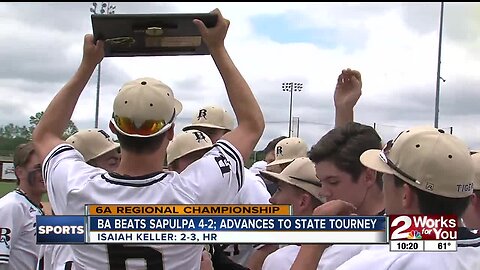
left=116, top=132, right=167, bottom=154
left=263, top=136, right=288, bottom=154
left=393, top=176, right=470, bottom=216
left=308, top=122, right=382, bottom=186
left=14, top=142, right=36, bottom=185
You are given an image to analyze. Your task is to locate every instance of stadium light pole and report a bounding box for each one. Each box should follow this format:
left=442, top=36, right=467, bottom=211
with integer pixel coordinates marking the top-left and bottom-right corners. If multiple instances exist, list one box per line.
left=90, top=2, right=116, bottom=128
left=282, top=82, right=303, bottom=137
left=434, top=2, right=445, bottom=128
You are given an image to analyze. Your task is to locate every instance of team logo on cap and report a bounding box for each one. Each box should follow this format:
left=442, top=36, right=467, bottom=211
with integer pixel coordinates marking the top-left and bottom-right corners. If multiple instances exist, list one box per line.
left=276, top=146, right=283, bottom=156
left=425, top=182, right=434, bottom=191
left=192, top=131, right=207, bottom=143
left=197, top=109, right=207, bottom=120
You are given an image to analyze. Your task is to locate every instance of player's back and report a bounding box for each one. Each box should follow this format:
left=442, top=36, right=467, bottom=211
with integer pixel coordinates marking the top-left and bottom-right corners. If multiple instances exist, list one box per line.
left=64, top=171, right=202, bottom=270
left=44, top=141, right=245, bottom=270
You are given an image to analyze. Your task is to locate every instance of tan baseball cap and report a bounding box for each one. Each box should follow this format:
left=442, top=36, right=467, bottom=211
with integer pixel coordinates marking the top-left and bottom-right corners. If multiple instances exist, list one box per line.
left=66, top=129, right=120, bottom=162
left=111, top=78, right=183, bottom=138
left=471, top=153, right=480, bottom=190
left=182, top=105, right=234, bottom=131
left=267, top=137, right=308, bottom=167
left=360, top=126, right=474, bottom=198
left=260, top=157, right=325, bottom=202
left=166, top=130, right=213, bottom=165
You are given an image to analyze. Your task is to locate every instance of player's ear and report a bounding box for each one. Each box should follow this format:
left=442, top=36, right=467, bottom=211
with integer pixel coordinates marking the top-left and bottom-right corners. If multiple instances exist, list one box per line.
left=472, top=193, right=480, bottom=209
left=402, top=184, right=416, bottom=212
left=363, top=168, right=377, bottom=187
left=109, top=121, right=117, bottom=135
left=14, top=166, right=25, bottom=182
left=299, top=192, right=310, bottom=210
left=166, top=123, right=175, bottom=141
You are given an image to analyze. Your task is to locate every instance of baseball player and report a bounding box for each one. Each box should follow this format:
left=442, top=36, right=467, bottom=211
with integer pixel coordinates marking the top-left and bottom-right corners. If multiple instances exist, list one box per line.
left=38, top=128, right=120, bottom=270
left=292, top=127, right=480, bottom=270
left=32, top=8, right=265, bottom=270
left=183, top=105, right=271, bottom=266
left=0, top=142, right=45, bottom=270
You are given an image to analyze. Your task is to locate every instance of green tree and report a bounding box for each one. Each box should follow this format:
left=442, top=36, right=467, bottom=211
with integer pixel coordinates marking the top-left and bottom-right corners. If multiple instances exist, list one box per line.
left=0, top=112, right=79, bottom=156
left=29, top=111, right=78, bottom=139
left=0, top=123, right=29, bottom=139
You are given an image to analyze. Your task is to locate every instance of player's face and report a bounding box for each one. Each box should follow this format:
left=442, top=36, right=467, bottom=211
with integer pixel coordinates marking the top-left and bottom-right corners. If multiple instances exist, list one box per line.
left=382, top=173, right=404, bottom=215
left=92, top=149, right=121, bottom=172
left=269, top=181, right=304, bottom=215
left=314, top=161, right=368, bottom=207
left=22, top=152, right=46, bottom=194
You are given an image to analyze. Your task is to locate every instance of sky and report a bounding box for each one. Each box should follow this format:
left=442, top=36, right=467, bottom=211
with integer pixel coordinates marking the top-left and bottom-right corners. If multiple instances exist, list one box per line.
left=1, top=2, right=480, bottom=151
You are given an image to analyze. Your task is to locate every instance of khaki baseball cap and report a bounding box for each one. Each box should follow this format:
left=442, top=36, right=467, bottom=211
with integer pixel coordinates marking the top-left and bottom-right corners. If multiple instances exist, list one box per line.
left=66, top=129, right=120, bottom=162
left=166, top=130, right=213, bottom=165
left=260, top=157, right=325, bottom=202
left=182, top=105, right=234, bottom=132
left=111, top=78, right=183, bottom=138
left=360, top=126, right=474, bottom=198
left=267, top=137, right=308, bottom=167
left=13, top=142, right=36, bottom=168
left=471, top=153, right=480, bottom=190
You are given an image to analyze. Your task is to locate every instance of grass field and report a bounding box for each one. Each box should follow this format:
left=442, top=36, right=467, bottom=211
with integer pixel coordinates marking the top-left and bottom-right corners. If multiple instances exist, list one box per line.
left=0, top=181, right=49, bottom=201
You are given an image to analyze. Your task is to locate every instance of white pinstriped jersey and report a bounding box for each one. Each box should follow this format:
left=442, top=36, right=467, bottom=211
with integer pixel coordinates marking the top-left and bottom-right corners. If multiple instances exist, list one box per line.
left=262, top=244, right=368, bottom=270
left=223, top=168, right=271, bottom=265
left=43, top=140, right=244, bottom=270
left=37, top=244, right=74, bottom=270
left=0, top=190, right=44, bottom=270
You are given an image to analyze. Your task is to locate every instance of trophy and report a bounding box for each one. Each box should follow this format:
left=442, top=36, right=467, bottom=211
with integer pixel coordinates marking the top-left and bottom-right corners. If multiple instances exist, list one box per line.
left=91, top=13, right=218, bottom=57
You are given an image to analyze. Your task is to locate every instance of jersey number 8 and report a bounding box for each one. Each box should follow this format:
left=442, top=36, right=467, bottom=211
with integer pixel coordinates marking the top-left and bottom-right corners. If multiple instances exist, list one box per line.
left=107, top=244, right=164, bottom=270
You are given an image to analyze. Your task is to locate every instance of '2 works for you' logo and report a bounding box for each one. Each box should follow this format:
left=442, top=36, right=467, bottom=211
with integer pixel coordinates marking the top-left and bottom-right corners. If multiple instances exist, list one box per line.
left=389, top=215, right=457, bottom=241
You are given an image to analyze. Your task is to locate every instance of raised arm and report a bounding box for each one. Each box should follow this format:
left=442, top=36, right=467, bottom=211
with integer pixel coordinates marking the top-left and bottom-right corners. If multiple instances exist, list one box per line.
left=194, top=9, right=265, bottom=162
left=334, top=69, right=362, bottom=128
left=32, top=35, right=104, bottom=162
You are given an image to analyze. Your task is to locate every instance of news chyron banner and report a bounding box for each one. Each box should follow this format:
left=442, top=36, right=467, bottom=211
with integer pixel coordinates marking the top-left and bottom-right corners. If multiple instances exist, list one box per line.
left=389, top=215, right=458, bottom=252
left=37, top=205, right=387, bottom=245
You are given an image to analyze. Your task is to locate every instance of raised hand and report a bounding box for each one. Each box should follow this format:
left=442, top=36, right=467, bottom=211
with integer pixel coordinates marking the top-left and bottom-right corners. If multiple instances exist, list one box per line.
left=200, top=250, right=214, bottom=270
left=82, top=34, right=104, bottom=66
left=334, top=68, right=362, bottom=109
left=193, top=8, right=230, bottom=51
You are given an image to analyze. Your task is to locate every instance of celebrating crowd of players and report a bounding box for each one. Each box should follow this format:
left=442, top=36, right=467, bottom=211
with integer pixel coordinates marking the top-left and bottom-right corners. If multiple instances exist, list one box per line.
left=1, top=8, right=480, bottom=270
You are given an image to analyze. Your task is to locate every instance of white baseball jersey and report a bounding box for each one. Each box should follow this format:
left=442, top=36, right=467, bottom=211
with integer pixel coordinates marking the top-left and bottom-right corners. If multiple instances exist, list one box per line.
left=37, top=244, right=74, bottom=270
left=222, top=168, right=271, bottom=266
left=262, top=244, right=368, bottom=270
left=337, top=227, right=480, bottom=270
left=249, top=160, right=267, bottom=175
left=0, top=190, right=44, bottom=270
left=43, top=140, right=244, bottom=270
